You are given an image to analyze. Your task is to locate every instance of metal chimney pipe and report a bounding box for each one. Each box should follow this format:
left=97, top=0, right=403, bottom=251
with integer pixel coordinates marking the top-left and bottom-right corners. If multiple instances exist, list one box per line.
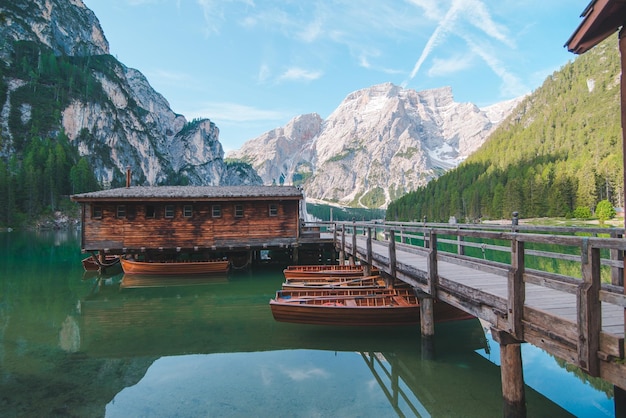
left=126, top=166, right=131, bottom=188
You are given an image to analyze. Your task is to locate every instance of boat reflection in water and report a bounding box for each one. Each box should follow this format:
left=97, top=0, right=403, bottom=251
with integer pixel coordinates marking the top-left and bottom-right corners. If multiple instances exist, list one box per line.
left=119, top=273, right=229, bottom=289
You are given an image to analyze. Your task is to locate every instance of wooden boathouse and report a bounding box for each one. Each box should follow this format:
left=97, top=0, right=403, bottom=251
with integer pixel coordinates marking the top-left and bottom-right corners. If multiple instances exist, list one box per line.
left=70, top=184, right=324, bottom=265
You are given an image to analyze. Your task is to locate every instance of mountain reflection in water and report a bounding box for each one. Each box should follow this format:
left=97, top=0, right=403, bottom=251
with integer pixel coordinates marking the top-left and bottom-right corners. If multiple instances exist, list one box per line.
left=0, top=230, right=614, bottom=417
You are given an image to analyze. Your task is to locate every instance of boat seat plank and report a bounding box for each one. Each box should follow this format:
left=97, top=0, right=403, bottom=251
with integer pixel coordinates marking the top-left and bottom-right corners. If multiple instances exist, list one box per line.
left=393, top=296, right=410, bottom=306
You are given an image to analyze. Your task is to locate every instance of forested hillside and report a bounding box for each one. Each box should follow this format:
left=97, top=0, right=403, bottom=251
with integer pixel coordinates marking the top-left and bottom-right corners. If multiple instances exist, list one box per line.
left=386, top=39, right=622, bottom=222
left=0, top=41, right=102, bottom=227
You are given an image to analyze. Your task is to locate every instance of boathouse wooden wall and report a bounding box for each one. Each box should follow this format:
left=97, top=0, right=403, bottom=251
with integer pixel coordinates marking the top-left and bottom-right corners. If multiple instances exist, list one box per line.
left=80, top=199, right=299, bottom=251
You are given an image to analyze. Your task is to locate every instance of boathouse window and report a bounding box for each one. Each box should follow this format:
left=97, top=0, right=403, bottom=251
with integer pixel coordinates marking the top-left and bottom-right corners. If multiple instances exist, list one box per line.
left=127, top=205, right=136, bottom=220
left=183, top=205, right=193, bottom=218
left=145, top=205, right=156, bottom=219
left=234, top=204, right=244, bottom=218
left=116, top=205, right=126, bottom=218
left=269, top=203, right=278, bottom=217
left=92, top=205, right=102, bottom=219
left=212, top=205, right=222, bottom=218
left=165, top=205, right=175, bottom=218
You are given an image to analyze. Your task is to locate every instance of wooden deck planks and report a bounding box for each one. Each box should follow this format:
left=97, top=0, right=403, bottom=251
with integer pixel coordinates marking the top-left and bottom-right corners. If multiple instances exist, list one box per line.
left=351, top=237, right=625, bottom=340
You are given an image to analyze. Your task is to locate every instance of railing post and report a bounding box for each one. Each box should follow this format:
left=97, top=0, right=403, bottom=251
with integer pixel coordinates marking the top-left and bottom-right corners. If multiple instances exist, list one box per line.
left=428, top=231, right=438, bottom=297
left=511, top=211, right=519, bottom=232
left=610, top=230, right=624, bottom=287
left=578, top=238, right=601, bottom=376
left=333, top=223, right=338, bottom=257
left=350, top=219, right=357, bottom=266
left=340, top=226, right=346, bottom=265
left=365, top=227, right=373, bottom=276
left=389, top=229, right=397, bottom=281
left=508, top=236, right=525, bottom=341
left=457, top=226, right=465, bottom=256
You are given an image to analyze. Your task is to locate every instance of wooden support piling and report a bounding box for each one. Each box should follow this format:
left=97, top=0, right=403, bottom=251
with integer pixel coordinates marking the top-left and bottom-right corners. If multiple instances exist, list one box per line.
left=492, top=328, right=526, bottom=418
left=420, top=297, right=435, bottom=337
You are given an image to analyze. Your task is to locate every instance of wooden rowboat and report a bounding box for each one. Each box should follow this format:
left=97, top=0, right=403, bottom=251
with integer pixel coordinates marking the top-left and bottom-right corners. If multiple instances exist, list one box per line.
left=270, top=288, right=475, bottom=326
left=269, top=292, right=420, bottom=326
left=120, top=258, right=230, bottom=275
left=283, top=264, right=378, bottom=279
left=276, top=287, right=415, bottom=299
left=82, top=255, right=120, bottom=271
left=282, top=275, right=388, bottom=290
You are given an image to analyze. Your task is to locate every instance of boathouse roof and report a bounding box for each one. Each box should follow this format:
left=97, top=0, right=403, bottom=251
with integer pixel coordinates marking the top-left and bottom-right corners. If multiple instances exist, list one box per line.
left=71, top=185, right=303, bottom=202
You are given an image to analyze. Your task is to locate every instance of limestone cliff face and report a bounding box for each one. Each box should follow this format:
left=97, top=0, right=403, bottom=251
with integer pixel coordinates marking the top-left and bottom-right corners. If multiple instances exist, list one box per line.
left=58, top=62, right=229, bottom=186
left=0, top=0, right=261, bottom=187
left=229, top=83, right=522, bottom=207
left=0, top=0, right=109, bottom=61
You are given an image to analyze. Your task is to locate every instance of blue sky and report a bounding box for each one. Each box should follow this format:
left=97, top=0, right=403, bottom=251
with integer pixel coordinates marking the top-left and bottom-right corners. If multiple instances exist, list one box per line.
left=82, top=0, right=592, bottom=152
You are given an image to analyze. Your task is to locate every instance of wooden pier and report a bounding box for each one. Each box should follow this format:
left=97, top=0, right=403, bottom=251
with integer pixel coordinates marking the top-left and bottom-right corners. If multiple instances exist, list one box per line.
left=326, top=220, right=626, bottom=416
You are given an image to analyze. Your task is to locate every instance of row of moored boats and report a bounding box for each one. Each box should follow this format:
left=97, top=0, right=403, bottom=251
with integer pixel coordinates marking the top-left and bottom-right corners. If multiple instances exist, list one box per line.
left=82, top=256, right=472, bottom=326
left=270, top=264, right=473, bottom=326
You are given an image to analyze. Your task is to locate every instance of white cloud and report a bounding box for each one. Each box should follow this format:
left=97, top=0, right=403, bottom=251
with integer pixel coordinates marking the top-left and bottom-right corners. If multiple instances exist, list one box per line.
left=195, top=0, right=255, bottom=36
left=298, top=16, right=324, bottom=43
left=278, top=67, right=323, bottom=82
left=464, top=36, right=527, bottom=98
left=464, top=0, right=514, bottom=48
left=257, top=64, right=271, bottom=83
left=182, top=102, right=288, bottom=123
left=283, top=367, right=329, bottom=381
left=427, top=53, right=474, bottom=77
left=405, top=0, right=444, bottom=20
left=404, top=0, right=520, bottom=96
left=144, top=69, right=193, bottom=84
left=406, top=0, right=461, bottom=82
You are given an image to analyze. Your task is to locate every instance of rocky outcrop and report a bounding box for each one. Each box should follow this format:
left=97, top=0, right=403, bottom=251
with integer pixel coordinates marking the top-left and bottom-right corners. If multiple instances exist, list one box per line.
left=229, top=83, right=522, bottom=207
left=229, top=113, right=322, bottom=185
left=0, top=0, right=109, bottom=61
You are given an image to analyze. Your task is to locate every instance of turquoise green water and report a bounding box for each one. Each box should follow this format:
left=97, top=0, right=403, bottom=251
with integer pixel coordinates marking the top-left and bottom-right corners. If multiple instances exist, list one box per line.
left=0, top=230, right=615, bottom=417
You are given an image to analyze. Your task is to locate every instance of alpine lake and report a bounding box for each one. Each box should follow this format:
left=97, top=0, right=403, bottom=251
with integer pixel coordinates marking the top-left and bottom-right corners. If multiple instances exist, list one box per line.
left=0, top=230, right=617, bottom=417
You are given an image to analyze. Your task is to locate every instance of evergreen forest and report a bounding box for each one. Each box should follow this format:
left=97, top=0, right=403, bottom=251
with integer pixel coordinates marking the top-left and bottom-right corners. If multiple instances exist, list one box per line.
left=387, top=39, right=623, bottom=223
left=0, top=41, right=103, bottom=227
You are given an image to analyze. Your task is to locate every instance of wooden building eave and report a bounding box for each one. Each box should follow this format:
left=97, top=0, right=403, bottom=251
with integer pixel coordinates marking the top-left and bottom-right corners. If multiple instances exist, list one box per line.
left=565, top=0, right=626, bottom=54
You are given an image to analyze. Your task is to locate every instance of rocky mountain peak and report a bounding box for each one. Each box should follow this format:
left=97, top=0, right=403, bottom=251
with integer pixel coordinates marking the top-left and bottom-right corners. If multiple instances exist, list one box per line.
left=229, top=83, right=522, bottom=208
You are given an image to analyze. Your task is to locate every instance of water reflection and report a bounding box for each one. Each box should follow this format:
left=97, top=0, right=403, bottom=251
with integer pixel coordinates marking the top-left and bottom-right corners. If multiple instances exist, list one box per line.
left=119, top=273, right=229, bottom=288
left=0, top=230, right=615, bottom=417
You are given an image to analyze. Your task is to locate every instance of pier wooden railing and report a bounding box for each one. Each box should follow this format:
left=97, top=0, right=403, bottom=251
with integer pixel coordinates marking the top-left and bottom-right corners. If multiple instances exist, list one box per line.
left=321, top=220, right=626, bottom=389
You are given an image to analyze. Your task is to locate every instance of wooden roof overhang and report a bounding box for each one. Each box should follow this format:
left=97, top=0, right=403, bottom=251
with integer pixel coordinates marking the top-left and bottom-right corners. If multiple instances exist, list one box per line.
left=566, top=0, right=626, bottom=54
left=71, top=185, right=303, bottom=203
